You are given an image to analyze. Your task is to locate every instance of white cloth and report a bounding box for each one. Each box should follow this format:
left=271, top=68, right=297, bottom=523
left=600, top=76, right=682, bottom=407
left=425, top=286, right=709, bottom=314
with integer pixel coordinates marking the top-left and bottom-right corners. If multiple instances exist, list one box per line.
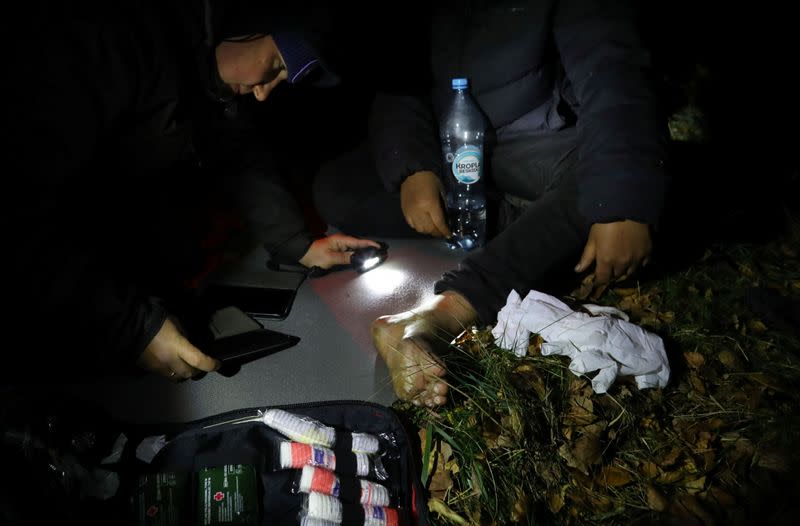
left=100, top=433, right=128, bottom=465
left=135, top=435, right=167, bottom=464
left=491, top=290, right=670, bottom=393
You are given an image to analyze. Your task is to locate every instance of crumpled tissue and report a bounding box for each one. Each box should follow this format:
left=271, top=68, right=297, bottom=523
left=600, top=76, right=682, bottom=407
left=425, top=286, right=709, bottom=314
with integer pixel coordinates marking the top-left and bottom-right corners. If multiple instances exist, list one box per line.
left=491, top=290, right=670, bottom=393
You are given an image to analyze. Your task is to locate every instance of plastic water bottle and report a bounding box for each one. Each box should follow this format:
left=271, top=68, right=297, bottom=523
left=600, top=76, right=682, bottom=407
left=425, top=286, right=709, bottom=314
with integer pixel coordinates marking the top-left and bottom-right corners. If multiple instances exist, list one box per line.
left=440, top=78, right=487, bottom=251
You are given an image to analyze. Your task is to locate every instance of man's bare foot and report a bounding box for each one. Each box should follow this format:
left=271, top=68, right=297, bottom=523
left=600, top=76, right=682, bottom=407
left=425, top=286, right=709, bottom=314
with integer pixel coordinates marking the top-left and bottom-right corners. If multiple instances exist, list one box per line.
left=371, top=292, right=477, bottom=407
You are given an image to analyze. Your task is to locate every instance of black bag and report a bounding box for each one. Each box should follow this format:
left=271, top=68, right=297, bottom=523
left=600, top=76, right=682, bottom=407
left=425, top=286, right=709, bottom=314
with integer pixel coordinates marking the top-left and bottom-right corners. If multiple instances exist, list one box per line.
left=0, top=390, right=428, bottom=526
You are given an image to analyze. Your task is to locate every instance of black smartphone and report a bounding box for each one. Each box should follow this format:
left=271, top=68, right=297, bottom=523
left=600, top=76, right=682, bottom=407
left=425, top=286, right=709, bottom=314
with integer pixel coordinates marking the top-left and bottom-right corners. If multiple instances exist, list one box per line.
left=205, top=328, right=300, bottom=364
left=202, top=284, right=296, bottom=320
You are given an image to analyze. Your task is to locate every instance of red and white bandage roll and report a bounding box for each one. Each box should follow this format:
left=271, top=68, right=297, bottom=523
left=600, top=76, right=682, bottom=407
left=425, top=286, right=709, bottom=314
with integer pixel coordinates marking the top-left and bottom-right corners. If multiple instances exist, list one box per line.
left=302, top=492, right=400, bottom=526
left=280, top=442, right=336, bottom=471
left=299, top=466, right=390, bottom=507
left=280, top=441, right=373, bottom=477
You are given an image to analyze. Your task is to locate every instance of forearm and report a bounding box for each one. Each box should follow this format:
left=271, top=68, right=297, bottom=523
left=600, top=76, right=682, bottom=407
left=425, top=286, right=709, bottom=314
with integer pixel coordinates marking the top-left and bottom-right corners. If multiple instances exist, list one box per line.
left=554, top=0, right=669, bottom=226
left=10, top=236, right=168, bottom=373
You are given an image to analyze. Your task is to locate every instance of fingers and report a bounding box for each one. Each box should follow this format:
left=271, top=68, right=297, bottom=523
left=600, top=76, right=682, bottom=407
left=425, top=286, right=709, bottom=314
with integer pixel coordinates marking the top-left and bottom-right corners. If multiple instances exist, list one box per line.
left=618, top=260, right=641, bottom=282
left=400, top=171, right=445, bottom=236
left=340, top=237, right=381, bottom=250
left=330, top=251, right=355, bottom=267
left=429, top=204, right=451, bottom=238
left=164, top=362, right=198, bottom=382
left=161, top=343, right=220, bottom=382
left=179, top=345, right=221, bottom=373
left=597, top=258, right=646, bottom=287
left=325, top=234, right=379, bottom=251
left=404, top=212, right=416, bottom=232
left=407, top=209, right=451, bottom=238
left=574, top=242, right=596, bottom=273
left=403, top=209, right=426, bottom=235
left=138, top=317, right=221, bottom=382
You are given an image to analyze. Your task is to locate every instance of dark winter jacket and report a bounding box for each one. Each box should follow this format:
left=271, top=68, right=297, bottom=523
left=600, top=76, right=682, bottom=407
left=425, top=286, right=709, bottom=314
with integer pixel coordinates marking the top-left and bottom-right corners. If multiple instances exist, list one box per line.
left=6, top=0, right=317, bottom=375
left=369, top=0, right=669, bottom=228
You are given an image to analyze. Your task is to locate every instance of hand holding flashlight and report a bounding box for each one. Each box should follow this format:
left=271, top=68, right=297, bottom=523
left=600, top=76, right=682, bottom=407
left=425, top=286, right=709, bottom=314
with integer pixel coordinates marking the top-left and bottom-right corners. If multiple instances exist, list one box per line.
left=299, top=234, right=381, bottom=270
left=350, top=241, right=389, bottom=273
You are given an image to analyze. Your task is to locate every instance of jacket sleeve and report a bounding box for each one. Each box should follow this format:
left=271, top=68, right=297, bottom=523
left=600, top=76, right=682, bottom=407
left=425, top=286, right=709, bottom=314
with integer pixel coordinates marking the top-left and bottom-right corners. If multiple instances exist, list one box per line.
left=368, top=92, right=443, bottom=192
left=8, top=4, right=170, bottom=373
left=554, top=0, right=670, bottom=227
left=193, top=100, right=315, bottom=265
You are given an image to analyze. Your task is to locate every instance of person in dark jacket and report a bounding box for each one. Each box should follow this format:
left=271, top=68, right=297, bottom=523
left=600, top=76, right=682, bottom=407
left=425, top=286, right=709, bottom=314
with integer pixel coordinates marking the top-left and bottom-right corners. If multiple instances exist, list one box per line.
left=312, top=0, right=670, bottom=407
left=6, top=0, right=378, bottom=382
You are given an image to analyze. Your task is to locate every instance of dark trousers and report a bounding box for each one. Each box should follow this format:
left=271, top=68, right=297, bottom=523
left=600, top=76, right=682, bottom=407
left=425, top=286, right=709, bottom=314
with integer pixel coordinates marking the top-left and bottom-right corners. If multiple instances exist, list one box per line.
left=312, top=129, right=589, bottom=325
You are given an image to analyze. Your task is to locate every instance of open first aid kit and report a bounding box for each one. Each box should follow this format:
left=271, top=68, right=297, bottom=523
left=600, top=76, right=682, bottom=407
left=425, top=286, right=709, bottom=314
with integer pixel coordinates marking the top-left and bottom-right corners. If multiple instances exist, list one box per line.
left=0, top=392, right=429, bottom=526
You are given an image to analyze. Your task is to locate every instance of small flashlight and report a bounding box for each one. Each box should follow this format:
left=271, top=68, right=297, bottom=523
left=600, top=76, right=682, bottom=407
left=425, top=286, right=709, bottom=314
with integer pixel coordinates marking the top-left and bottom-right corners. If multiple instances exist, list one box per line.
left=350, top=242, right=389, bottom=273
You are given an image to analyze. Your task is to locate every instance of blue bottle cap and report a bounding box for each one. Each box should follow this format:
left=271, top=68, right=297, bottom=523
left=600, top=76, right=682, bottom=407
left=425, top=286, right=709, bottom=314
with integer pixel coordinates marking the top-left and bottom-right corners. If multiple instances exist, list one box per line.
left=451, top=78, right=468, bottom=89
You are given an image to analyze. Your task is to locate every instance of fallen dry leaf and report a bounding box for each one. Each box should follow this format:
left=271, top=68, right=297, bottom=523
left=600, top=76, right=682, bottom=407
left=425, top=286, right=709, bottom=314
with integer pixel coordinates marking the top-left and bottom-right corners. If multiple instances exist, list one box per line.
left=573, top=434, right=603, bottom=467
left=725, top=437, right=755, bottom=466
left=659, top=311, right=676, bottom=323
left=640, top=415, right=662, bottom=431
left=747, top=319, right=768, bottom=333
left=717, top=350, right=742, bottom=370
left=595, top=465, right=634, bottom=487
left=428, top=465, right=453, bottom=499
left=640, top=461, right=659, bottom=479
left=569, top=376, right=593, bottom=397
left=639, top=312, right=663, bottom=328
left=755, top=451, right=790, bottom=472
left=685, top=351, right=706, bottom=369
left=502, top=409, right=523, bottom=439
left=689, top=373, right=707, bottom=395
left=658, top=470, right=685, bottom=484
left=510, top=488, right=530, bottom=523
left=587, top=493, right=615, bottom=513
left=661, top=447, right=683, bottom=468
left=558, top=434, right=602, bottom=475
left=646, top=484, right=669, bottom=512
left=527, top=333, right=544, bottom=356
left=681, top=475, right=707, bottom=494
left=571, top=273, right=609, bottom=301
left=420, top=434, right=455, bottom=499
left=428, top=498, right=469, bottom=525
left=510, top=363, right=548, bottom=399
left=746, top=372, right=790, bottom=394
left=563, top=396, right=596, bottom=426
left=547, top=489, right=565, bottom=514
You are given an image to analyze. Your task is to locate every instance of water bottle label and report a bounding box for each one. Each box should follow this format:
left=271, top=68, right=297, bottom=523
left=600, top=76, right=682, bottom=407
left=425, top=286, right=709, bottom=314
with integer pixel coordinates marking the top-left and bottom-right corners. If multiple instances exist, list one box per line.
left=451, top=145, right=482, bottom=185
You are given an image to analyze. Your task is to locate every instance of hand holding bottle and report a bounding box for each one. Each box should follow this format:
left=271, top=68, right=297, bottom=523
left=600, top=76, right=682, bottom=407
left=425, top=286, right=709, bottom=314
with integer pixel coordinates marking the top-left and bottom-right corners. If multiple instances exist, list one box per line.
left=400, top=171, right=451, bottom=238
